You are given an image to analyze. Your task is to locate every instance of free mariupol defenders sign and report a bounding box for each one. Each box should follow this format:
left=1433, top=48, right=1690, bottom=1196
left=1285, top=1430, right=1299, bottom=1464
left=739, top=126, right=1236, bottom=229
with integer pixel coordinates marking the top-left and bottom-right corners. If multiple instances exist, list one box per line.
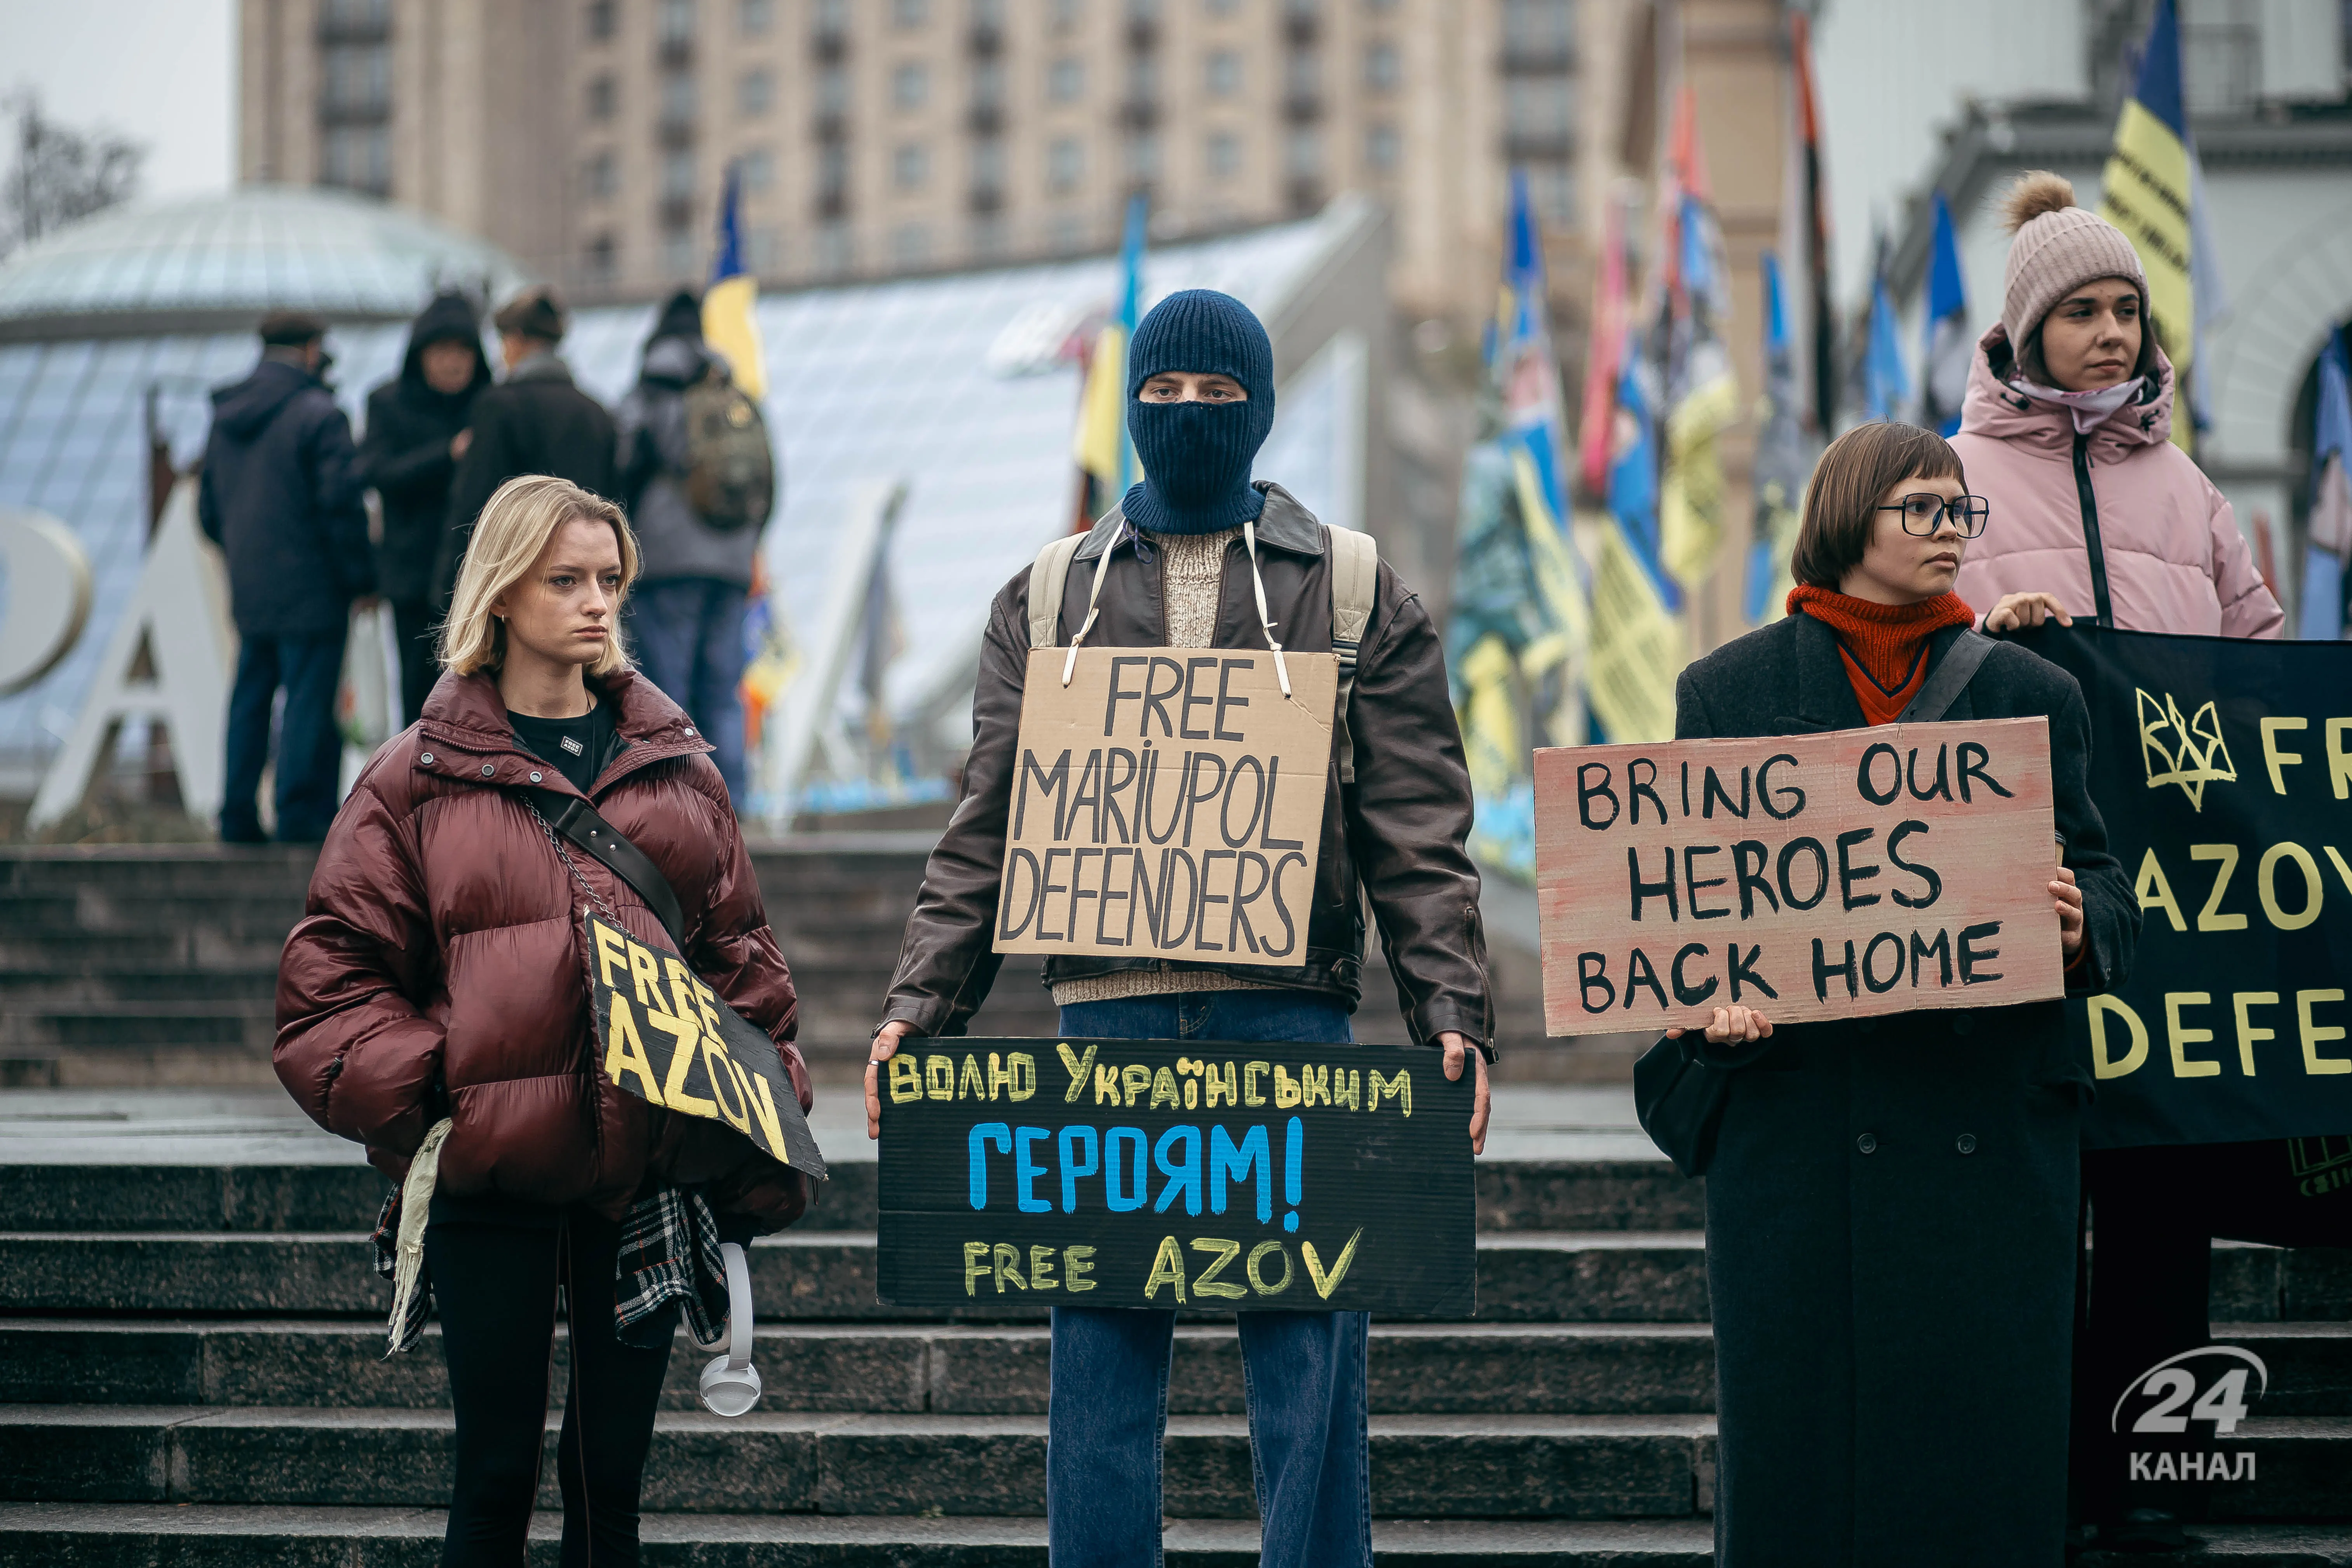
left=587, top=912, right=828, bottom=1177
left=993, top=647, right=1338, bottom=964
left=1533, top=717, right=2065, bottom=1034
left=875, top=1037, right=1476, bottom=1315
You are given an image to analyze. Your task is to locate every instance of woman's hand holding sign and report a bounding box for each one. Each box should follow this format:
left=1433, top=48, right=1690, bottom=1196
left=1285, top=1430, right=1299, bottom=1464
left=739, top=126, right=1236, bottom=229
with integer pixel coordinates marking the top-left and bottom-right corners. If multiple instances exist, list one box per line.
left=2051, top=863, right=2084, bottom=960
left=1666, top=1007, right=1776, bottom=1047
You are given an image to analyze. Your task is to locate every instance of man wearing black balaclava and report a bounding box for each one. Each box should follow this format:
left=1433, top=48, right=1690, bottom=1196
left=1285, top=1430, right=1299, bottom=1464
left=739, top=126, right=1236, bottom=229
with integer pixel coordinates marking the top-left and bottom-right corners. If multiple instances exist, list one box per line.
left=871, top=289, right=1494, bottom=1568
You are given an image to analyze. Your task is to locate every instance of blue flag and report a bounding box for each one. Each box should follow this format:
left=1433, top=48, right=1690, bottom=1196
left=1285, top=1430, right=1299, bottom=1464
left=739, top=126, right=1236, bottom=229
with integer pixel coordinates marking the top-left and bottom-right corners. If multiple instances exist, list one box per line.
left=1920, top=191, right=1969, bottom=437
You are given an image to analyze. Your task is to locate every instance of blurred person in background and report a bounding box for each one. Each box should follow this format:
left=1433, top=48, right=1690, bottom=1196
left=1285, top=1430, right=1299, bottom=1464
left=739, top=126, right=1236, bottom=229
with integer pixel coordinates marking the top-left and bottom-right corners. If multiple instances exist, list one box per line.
left=1951, top=173, right=2303, bottom=1550
left=432, top=285, right=618, bottom=613
left=361, top=291, right=492, bottom=723
left=614, top=289, right=776, bottom=805
left=199, top=309, right=374, bottom=844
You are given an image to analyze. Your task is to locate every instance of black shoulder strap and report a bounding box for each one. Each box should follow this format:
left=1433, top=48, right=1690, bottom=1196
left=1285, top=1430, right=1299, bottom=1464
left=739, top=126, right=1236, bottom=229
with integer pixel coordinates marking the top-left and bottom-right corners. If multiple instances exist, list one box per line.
left=527, top=789, right=690, bottom=951
left=1897, top=629, right=1997, bottom=725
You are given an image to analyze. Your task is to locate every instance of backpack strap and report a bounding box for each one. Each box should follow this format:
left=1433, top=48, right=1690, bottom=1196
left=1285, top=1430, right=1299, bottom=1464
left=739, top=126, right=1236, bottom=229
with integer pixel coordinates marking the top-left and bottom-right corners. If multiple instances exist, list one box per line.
left=1028, top=532, right=1090, bottom=649
left=1326, top=525, right=1379, bottom=785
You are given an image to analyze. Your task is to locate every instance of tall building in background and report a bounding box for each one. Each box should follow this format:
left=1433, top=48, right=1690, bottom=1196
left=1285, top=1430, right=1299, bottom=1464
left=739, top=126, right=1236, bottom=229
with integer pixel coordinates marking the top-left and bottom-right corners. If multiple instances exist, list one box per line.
left=239, top=0, right=1587, bottom=323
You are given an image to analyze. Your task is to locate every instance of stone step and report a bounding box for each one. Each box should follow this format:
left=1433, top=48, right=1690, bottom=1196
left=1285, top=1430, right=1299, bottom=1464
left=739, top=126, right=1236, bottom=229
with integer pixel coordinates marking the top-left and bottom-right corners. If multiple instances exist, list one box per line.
left=10, top=1317, right=2348, bottom=1420
left=13, top=1507, right=2352, bottom=1568
left=10, top=1404, right=2352, bottom=1520
left=0, top=1230, right=1716, bottom=1323
left=0, top=1158, right=1707, bottom=1235
left=9, top=1326, right=2342, bottom=1420
left=0, top=1002, right=272, bottom=1050
left=0, top=931, right=293, bottom=975
left=0, top=1404, right=1723, bottom=1517
left=0, top=1320, right=1723, bottom=1416
left=0, top=970, right=279, bottom=1003
left=7, top=1226, right=2345, bottom=1325
left=0, top=895, right=309, bottom=935
left=0, top=1505, right=1691, bottom=1567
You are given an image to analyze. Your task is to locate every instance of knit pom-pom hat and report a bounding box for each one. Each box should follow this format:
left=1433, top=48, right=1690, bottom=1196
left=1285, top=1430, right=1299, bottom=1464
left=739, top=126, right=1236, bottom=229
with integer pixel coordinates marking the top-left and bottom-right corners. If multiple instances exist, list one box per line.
left=1997, top=171, right=2149, bottom=359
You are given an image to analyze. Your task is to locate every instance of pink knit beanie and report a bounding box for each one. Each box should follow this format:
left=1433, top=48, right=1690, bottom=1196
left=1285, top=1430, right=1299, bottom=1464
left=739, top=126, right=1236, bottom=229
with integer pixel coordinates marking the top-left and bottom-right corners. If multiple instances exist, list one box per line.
left=1998, top=172, right=2148, bottom=355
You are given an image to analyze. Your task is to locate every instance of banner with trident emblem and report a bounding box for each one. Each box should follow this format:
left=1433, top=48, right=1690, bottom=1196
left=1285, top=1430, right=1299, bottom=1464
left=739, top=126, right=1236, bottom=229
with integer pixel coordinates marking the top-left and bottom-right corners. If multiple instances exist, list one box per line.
left=2012, top=625, right=2352, bottom=1148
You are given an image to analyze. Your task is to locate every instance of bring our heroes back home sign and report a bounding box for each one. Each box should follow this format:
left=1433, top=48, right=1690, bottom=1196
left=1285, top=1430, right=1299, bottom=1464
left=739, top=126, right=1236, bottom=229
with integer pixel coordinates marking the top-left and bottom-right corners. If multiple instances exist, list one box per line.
left=1533, top=718, right=2066, bottom=1035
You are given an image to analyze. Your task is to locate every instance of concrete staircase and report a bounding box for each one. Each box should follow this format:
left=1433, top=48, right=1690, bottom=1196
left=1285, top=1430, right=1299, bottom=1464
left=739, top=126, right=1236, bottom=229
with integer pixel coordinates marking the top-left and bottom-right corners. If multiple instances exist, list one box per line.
left=0, top=839, right=1576, bottom=1089
left=0, top=1150, right=2348, bottom=1564
left=0, top=840, right=1060, bottom=1089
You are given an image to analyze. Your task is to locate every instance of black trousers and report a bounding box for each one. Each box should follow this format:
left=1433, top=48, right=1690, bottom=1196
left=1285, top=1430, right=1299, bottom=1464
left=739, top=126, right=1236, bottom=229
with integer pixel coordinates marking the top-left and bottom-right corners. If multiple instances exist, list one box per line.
left=391, top=596, right=440, bottom=727
left=427, top=1208, right=674, bottom=1567
left=2073, top=1138, right=2352, bottom=1521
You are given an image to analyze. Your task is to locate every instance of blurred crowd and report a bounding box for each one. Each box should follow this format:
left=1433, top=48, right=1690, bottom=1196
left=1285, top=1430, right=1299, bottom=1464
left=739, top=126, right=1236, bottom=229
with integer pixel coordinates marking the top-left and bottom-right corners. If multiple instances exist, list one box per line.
left=197, top=286, right=775, bottom=842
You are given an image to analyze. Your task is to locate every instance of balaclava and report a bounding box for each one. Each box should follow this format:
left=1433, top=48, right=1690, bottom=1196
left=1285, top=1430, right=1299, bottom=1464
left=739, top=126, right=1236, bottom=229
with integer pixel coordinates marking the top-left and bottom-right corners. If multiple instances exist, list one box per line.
left=1122, top=289, right=1276, bottom=535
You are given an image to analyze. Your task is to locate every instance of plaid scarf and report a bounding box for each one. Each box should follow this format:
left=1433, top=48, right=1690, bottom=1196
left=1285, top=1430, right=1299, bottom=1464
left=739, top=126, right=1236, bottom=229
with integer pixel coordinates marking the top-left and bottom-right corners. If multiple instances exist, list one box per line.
left=373, top=1176, right=731, bottom=1356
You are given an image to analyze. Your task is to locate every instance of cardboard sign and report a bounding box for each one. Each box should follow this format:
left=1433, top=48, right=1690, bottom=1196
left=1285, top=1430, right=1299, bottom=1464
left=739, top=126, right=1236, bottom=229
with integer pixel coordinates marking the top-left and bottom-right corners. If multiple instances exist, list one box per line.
left=993, top=647, right=1337, bottom=966
left=876, top=1037, right=1474, bottom=1315
left=1534, top=717, right=2063, bottom=1035
left=587, top=911, right=829, bottom=1178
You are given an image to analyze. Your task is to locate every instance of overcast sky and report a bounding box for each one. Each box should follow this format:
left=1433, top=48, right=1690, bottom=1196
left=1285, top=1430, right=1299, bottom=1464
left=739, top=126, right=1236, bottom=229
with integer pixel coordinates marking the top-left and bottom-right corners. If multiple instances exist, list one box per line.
left=2, top=0, right=235, bottom=202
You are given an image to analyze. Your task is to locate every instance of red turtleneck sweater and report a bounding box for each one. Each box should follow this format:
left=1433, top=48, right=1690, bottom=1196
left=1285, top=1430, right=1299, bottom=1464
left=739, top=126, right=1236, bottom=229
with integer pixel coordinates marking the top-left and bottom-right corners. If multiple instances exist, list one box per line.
left=1785, top=586, right=1977, bottom=726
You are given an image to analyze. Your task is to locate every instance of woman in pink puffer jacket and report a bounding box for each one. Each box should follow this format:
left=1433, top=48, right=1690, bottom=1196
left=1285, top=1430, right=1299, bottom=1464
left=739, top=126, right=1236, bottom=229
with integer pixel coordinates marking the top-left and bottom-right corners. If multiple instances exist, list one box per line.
left=1952, top=172, right=2282, bottom=639
left=1957, top=172, right=2289, bottom=1552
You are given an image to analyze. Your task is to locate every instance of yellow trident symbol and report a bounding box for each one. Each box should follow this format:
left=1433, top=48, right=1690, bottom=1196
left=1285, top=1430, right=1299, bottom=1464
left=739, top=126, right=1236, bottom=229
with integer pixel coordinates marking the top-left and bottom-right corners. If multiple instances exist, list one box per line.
left=2136, top=688, right=2236, bottom=812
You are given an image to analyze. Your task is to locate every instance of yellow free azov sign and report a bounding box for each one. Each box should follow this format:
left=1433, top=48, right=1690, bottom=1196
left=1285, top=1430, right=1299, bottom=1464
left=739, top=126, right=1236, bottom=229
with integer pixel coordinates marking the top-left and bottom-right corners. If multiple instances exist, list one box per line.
left=587, top=911, right=828, bottom=1176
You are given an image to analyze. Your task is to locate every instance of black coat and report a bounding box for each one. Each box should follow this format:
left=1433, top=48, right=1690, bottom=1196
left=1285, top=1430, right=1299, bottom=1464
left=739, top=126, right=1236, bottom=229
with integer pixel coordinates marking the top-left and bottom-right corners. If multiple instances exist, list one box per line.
left=359, top=294, right=490, bottom=606
left=198, top=357, right=373, bottom=638
left=430, top=353, right=617, bottom=608
left=1674, top=611, right=2137, bottom=1568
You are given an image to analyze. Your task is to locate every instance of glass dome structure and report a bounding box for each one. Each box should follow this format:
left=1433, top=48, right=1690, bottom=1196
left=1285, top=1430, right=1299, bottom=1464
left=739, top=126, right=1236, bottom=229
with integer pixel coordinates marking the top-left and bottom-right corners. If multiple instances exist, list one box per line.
left=0, top=185, right=527, bottom=341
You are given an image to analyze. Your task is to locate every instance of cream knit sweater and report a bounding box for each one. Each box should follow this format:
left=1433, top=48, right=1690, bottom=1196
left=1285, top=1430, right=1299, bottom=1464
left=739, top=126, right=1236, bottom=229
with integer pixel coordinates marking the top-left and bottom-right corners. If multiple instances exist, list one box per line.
left=1050, top=527, right=1277, bottom=1006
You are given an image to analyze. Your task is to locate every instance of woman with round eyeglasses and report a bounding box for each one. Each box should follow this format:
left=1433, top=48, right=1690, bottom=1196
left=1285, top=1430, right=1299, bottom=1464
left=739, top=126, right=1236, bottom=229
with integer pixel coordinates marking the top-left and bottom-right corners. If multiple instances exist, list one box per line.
left=1661, top=420, right=2136, bottom=1567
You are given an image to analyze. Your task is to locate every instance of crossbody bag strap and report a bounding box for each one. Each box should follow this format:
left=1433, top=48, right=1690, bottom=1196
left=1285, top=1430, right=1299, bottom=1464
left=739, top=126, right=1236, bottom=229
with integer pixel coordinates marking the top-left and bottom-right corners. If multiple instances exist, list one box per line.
left=526, top=789, right=690, bottom=951
left=1896, top=628, right=1998, bottom=725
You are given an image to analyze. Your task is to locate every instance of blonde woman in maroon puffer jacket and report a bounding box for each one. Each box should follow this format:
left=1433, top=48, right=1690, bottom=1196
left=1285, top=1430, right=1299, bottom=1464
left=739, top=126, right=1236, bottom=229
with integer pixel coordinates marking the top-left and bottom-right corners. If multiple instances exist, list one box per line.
left=276, top=474, right=808, bottom=1567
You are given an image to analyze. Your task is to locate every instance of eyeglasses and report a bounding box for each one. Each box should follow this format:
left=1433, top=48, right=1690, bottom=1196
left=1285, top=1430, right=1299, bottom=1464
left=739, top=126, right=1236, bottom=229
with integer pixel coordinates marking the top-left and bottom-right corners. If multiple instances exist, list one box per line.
left=1877, top=493, right=1990, bottom=538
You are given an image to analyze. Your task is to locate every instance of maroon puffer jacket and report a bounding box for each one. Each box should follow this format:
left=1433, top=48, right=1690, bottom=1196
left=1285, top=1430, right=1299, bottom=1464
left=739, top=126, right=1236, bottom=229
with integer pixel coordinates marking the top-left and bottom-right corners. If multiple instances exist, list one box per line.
left=275, top=665, right=810, bottom=1230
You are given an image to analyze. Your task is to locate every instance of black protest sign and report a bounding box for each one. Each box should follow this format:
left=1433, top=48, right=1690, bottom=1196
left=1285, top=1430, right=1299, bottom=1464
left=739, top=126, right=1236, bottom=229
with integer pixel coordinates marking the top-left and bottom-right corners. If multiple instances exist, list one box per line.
left=2011, top=625, right=2352, bottom=1148
left=875, top=1037, right=1474, bottom=1315
left=993, top=646, right=1337, bottom=966
left=587, top=911, right=828, bottom=1178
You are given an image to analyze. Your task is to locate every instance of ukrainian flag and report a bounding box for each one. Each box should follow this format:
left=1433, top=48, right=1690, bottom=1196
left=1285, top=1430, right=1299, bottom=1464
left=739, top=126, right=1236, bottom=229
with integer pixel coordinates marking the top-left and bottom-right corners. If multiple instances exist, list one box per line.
left=703, top=161, right=767, bottom=400
left=2098, top=0, right=2192, bottom=448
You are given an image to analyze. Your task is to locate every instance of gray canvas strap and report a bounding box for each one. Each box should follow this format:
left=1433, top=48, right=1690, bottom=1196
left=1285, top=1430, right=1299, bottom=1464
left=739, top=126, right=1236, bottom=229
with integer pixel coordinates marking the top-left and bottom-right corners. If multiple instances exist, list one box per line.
left=1027, top=531, right=1090, bottom=650
left=1326, top=525, right=1379, bottom=784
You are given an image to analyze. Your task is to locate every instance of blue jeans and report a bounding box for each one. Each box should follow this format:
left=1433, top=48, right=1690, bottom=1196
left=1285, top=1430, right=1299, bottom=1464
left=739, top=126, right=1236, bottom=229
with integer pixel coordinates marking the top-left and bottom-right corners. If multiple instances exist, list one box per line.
left=627, top=578, right=748, bottom=803
left=1048, top=990, right=1370, bottom=1568
left=221, top=627, right=347, bottom=843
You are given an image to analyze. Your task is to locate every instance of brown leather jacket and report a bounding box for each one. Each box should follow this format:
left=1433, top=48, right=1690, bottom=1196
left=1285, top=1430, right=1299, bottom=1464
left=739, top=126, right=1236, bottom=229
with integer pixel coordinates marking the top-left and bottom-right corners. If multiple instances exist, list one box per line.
left=275, top=666, right=810, bottom=1230
left=884, top=484, right=1493, bottom=1052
